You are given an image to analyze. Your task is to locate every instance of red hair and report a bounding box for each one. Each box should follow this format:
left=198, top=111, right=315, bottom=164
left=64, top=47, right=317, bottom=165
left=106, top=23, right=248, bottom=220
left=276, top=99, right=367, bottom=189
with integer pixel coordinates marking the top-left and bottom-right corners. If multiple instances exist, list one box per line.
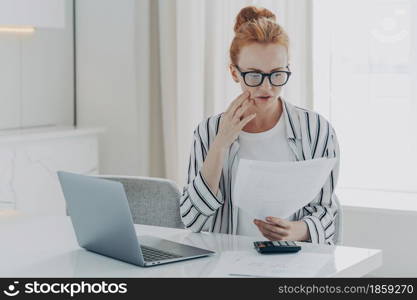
left=230, top=6, right=289, bottom=65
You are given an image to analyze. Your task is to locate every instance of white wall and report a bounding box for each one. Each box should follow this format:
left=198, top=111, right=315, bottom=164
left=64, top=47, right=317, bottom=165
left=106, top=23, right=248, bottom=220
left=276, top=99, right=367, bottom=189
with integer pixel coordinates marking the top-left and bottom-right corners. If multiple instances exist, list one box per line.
left=76, top=0, right=150, bottom=176
left=0, top=0, right=74, bottom=130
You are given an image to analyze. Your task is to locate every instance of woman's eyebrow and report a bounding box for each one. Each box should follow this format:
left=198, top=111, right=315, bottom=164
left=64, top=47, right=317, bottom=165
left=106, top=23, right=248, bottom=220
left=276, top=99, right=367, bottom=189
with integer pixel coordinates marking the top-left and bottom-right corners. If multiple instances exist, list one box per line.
left=246, top=66, right=287, bottom=72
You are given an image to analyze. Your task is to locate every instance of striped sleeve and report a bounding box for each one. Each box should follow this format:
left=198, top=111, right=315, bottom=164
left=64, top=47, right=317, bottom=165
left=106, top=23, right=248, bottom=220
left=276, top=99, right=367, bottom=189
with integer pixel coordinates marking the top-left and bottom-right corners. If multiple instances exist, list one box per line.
left=301, top=119, right=340, bottom=245
left=179, top=119, right=224, bottom=233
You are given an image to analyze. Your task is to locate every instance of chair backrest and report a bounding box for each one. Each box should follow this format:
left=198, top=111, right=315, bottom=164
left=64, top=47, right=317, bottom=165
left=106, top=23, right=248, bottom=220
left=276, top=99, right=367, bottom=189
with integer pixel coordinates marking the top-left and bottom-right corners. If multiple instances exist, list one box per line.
left=333, top=194, right=343, bottom=245
left=96, top=175, right=184, bottom=229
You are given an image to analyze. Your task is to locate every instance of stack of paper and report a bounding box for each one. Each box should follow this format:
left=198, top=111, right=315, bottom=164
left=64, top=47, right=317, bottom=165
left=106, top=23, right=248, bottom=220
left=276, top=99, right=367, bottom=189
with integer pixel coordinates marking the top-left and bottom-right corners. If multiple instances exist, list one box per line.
left=209, top=250, right=332, bottom=277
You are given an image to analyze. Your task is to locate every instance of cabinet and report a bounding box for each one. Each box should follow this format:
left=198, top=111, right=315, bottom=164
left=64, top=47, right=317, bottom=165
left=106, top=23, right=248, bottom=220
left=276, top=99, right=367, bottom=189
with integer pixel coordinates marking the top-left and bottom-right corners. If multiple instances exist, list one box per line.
left=0, top=127, right=103, bottom=215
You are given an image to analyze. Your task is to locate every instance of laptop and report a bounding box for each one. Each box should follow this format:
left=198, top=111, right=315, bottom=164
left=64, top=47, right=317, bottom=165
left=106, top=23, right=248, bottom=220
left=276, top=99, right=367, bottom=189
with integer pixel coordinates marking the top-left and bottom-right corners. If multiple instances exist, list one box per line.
left=57, top=171, right=215, bottom=267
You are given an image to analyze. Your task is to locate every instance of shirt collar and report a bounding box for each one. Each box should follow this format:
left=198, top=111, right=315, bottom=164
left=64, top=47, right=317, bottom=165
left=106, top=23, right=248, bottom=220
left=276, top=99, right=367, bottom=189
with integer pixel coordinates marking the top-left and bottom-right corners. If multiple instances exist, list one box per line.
left=227, top=97, right=302, bottom=153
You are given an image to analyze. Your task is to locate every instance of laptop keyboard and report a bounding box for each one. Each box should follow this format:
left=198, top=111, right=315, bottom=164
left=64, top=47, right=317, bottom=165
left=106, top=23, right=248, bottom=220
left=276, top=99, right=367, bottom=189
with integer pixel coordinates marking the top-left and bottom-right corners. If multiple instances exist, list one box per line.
left=140, top=245, right=182, bottom=262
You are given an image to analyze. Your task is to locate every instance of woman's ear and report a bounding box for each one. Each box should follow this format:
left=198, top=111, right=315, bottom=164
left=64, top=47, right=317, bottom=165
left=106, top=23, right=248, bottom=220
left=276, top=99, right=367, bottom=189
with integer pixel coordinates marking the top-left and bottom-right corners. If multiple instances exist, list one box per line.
left=229, top=64, right=240, bottom=83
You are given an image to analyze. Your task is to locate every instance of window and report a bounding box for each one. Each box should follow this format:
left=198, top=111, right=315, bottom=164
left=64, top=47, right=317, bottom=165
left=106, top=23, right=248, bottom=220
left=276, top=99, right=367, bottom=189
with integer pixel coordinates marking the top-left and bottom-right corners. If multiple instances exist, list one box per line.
left=313, top=0, right=417, bottom=207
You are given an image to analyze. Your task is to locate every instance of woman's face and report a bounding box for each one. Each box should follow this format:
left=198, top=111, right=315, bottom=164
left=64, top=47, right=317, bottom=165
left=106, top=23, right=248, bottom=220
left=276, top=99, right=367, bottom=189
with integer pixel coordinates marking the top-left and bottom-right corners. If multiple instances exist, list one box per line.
left=230, top=43, right=289, bottom=113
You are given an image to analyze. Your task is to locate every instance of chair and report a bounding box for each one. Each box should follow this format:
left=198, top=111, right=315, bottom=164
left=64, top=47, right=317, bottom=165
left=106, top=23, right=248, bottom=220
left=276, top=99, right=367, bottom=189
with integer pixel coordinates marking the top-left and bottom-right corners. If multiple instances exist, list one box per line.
left=96, top=175, right=184, bottom=229
left=333, top=194, right=343, bottom=245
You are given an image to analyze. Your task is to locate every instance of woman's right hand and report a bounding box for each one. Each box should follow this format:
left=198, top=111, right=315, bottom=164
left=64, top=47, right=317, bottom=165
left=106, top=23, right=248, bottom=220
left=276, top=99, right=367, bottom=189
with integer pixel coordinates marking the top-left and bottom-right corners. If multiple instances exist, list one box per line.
left=213, top=90, right=256, bottom=150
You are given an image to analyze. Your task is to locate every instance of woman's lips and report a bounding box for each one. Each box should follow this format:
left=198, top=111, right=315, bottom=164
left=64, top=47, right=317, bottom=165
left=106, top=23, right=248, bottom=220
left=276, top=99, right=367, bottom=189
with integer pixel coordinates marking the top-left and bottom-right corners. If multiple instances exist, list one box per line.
left=255, top=96, right=272, bottom=101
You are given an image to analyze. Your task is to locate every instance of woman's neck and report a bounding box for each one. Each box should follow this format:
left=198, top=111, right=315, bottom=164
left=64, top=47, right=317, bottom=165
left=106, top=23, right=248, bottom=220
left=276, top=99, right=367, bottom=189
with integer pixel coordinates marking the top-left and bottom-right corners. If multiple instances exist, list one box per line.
left=242, top=98, right=283, bottom=133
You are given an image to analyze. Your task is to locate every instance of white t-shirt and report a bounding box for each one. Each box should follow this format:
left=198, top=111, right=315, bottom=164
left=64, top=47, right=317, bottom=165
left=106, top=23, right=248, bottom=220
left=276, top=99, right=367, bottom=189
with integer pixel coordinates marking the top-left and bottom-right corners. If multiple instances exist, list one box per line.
left=235, top=113, right=295, bottom=237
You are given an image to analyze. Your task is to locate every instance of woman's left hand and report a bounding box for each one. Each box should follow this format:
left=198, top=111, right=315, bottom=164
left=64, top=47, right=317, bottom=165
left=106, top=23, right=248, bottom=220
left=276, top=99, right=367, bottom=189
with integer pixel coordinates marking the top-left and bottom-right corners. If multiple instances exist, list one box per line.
left=254, top=216, right=310, bottom=242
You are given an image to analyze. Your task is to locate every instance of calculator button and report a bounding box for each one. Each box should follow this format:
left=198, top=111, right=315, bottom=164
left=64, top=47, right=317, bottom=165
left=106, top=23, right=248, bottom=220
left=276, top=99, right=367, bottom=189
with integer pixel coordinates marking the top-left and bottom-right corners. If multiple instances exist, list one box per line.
left=272, top=241, right=280, bottom=246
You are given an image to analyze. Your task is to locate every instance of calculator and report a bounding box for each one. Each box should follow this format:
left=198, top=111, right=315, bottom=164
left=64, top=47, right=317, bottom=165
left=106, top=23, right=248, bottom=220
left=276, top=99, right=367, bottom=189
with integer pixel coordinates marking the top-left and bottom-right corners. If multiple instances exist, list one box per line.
left=253, top=240, right=301, bottom=254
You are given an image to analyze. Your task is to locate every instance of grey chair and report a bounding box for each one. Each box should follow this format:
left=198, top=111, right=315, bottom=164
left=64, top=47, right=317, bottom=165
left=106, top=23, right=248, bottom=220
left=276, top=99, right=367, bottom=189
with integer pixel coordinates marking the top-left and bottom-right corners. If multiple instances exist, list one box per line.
left=96, top=175, right=184, bottom=229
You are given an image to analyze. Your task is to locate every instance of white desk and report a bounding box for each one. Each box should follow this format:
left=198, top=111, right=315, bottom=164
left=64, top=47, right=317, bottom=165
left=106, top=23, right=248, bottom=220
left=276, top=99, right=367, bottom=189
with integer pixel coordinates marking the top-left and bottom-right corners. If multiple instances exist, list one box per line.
left=0, top=215, right=382, bottom=277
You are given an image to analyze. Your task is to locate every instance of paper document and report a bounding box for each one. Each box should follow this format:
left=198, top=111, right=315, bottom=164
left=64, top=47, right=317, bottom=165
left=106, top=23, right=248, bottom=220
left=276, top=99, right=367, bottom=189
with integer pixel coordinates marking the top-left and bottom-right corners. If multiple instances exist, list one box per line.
left=209, top=251, right=332, bottom=277
left=233, top=157, right=336, bottom=220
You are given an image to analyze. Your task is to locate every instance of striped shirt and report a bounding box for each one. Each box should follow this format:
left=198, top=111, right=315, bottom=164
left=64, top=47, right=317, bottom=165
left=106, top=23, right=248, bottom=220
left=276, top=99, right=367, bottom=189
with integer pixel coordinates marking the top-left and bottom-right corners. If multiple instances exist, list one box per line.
left=179, top=98, right=340, bottom=245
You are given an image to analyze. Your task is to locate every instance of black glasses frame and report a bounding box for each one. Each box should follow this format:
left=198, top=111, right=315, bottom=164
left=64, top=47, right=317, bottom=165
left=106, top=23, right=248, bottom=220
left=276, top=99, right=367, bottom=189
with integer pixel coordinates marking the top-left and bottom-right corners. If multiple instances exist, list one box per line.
left=234, top=65, right=291, bottom=87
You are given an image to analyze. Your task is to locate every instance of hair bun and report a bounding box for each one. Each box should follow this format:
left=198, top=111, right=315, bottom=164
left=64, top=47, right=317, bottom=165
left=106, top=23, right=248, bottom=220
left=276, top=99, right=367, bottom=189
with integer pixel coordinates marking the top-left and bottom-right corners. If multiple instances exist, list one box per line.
left=234, top=6, right=276, bottom=33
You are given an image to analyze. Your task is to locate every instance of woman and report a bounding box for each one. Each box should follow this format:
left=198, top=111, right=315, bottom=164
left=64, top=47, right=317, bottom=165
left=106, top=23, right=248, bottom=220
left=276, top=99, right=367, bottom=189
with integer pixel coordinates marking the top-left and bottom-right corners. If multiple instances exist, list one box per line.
left=179, top=6, right=340, bottom=245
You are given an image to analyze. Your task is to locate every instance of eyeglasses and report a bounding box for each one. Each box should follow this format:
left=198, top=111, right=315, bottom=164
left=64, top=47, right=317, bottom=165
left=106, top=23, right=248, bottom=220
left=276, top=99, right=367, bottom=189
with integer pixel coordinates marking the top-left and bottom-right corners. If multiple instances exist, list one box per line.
left=234, top=65, right=291, bottom=87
